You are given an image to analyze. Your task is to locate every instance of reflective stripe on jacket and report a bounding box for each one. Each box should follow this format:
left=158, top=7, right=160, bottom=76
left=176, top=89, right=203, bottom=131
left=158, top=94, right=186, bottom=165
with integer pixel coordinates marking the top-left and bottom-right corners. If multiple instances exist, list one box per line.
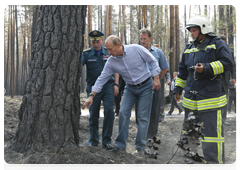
left=174, top=36, right=233, bottom=112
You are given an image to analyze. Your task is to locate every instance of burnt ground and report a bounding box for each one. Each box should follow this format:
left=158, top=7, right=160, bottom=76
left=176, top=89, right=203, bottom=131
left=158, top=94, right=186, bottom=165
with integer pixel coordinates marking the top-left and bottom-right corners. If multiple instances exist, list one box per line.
left=4, top=93, right=236, bottom=166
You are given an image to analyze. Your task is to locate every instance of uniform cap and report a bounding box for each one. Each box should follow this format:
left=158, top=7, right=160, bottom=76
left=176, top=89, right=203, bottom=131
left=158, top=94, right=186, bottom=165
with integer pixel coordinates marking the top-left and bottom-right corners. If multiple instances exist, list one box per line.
left=89, top=30, right=104, bottom=41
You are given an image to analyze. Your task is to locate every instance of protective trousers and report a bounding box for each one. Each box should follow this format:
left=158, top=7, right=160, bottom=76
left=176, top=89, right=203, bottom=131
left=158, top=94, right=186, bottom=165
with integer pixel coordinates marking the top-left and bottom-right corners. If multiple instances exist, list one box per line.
left=184, top=109, right=225, bottom=164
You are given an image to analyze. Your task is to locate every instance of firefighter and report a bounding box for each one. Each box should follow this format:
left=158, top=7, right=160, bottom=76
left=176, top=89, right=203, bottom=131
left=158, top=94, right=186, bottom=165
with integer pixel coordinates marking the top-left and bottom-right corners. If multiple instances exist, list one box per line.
left=173, top=15, right=233, bottom=163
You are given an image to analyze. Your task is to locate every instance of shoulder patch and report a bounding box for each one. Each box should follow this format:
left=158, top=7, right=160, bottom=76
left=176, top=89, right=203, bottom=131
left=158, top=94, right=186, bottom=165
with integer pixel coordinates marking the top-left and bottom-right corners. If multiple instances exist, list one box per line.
left=83, top=48, right=91, bottom=52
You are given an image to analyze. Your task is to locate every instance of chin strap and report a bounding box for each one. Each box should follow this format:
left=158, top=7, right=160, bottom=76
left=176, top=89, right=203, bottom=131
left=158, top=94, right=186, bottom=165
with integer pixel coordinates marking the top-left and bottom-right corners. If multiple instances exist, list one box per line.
left=193, top=33, right=201, bottom=45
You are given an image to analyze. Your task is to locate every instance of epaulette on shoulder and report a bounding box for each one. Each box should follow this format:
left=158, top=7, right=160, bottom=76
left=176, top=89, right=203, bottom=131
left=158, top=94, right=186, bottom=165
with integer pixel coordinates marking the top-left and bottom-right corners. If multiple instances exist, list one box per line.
left=83, top=48, right=91, bottom=52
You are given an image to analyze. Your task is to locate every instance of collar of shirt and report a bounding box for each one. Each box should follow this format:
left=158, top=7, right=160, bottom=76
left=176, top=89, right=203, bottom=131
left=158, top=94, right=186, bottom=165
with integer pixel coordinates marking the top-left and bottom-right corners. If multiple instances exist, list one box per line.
left=149, top=45, right=156, bottom=52
left=115, top=45, right=126, bottom=59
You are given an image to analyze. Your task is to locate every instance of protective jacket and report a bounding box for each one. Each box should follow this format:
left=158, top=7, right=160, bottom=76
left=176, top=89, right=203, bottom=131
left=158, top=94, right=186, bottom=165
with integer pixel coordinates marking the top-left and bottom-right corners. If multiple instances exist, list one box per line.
left=174, top=36, right=233, bottom=113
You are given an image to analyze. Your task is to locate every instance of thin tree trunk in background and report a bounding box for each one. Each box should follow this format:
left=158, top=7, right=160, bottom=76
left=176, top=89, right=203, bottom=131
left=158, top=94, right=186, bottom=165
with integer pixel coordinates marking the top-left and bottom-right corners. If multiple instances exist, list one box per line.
left=142, top=5, right=147, bottom=28
left=214, top=5, right=217, bottom=34
left=189, top=5, right=191, bottom=18
left=219, top=5, right=225, bottom=35
left=170, top=5, right=175, bottom=77
left=88, top=5, right=92, bottom=47
left=121, top=5, right=125, bottom=44
left=175, top=5, right=180, bottom=72
left=109, top=5, right=112, bottom=36
left=15, top=5, right=20, bottom=95
left=228, top=5, right=234, bottom=47
left=184, top=5, right=188, bottom=45
left=204, top=5, right=207, bottom=16
left=159, top=5, right=163, bottom=48
left=164, top=5, right=169, bottom=57
left=5, top=6, right=11, bottom=95
left=10, top=5, right=14, bottom=98
left=123, top=5, right=127, bottom=44
left=130, top=5, right=133, bottom=44
left=150, top=5, right=154, bottom=29
left=137, top=5, right=142, bottom=44
left=106, top=5, right=109, bottom=38
left=27, top=6, right=32, bottom=76
left=98, top=5, right=102, bottom=32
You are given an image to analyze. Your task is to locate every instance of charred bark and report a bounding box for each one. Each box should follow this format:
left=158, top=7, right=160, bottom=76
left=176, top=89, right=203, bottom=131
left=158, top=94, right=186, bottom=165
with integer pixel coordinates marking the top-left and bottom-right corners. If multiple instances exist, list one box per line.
left=11, top=5, right=87, bottom=153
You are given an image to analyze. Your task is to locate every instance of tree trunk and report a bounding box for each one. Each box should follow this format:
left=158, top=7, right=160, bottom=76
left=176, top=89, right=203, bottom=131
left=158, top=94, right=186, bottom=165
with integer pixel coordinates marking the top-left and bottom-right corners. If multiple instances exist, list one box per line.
left=10, top=5, right=14, bottom=98
left=121, top=5, right=125, bottom=44
left=122, top=5, right=127, bottom=44
left=184, top=5, right=188, bottom=45
left=228, top=5, right=234, bottom=47
left=175, top=5, right=180, bottom=72
left=150, top=5, right=154, bottom=29
left=204, top=5, right=207, bottom=16
left=98, top=5, right=102, bottom=32
left=15, top=5, right=20, bottom=95
left=219, top=5, right=225, bottom=35
left=130, top=5, right=133, bottom=44
left=105, top=5, right=109, bottom=38
left=169, top=5, right=175, bottom=77
left=88, top=5, right=92, bottom=47
left=142, top=5, right=147, bottom=28
left=214, top=5, right=217, bottom=34
left=11, top=5, right=87, bottom=153
left=109, top=5, right=112, bottom=36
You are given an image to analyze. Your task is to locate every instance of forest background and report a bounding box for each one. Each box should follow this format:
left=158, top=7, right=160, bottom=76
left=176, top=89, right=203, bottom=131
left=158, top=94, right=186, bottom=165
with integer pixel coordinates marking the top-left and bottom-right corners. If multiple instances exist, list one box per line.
left=3, top=4, right=237, bottom=98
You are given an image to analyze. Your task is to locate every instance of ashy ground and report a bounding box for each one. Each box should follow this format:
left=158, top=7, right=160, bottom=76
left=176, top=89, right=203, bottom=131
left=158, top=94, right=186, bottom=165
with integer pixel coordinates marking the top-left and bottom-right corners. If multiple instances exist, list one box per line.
left=4, top=94, right=236, bottom=165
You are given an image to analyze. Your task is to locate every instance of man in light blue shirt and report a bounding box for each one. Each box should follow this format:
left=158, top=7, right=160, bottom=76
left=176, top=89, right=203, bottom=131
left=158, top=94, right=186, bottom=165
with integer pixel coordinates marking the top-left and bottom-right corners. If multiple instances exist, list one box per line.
left=83, top=35, right=161, bottom=155
left=139, top=29, right=169, bottom=139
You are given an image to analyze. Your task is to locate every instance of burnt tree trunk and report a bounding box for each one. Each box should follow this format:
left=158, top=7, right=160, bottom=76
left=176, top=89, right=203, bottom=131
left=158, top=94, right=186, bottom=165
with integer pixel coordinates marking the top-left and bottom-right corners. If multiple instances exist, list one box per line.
left=11, top=5, right=87, bottom=153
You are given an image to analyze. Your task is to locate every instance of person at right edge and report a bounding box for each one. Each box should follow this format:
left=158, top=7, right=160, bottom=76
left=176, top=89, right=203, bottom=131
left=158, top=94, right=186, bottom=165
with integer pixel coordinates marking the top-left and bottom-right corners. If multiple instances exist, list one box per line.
left=173, top=15, right=233, bottom=164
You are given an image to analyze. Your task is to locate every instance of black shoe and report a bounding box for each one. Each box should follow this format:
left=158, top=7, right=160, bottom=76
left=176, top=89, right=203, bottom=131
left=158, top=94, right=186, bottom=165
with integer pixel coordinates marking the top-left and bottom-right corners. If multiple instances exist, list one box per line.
left=109, top=147, right=126, bottom=153
left=167, top=112, right=172, bottom=116
left=178, top=111, right=183, bottom=115
left=103, top=143, right=114, bottom=150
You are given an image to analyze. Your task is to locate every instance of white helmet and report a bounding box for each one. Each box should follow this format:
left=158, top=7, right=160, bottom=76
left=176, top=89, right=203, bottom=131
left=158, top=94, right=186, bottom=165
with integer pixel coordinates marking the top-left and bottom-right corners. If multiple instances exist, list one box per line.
left=186, top=15, right=214, bottom=35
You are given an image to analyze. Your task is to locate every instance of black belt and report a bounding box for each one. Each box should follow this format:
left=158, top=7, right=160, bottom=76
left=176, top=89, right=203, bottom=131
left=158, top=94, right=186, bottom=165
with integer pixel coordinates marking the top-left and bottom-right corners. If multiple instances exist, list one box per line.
left=129, top=77, right=151, bottom=87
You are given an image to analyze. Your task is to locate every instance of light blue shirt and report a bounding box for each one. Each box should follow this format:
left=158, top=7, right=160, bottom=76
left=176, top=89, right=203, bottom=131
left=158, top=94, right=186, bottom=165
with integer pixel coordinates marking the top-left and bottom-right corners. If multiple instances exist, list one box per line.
left=148, top=45, right=169, bottom=76
left=92, top=44, right=161, bottom=93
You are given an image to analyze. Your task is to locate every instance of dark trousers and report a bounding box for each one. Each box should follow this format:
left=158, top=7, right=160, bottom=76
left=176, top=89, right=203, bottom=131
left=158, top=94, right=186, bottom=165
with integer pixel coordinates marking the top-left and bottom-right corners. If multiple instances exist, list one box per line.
left=184, top=109, right=225, bottom=164
left=228, top=96, right=236, bottom=113
left=88, top=83, right=115, bottom=146
left=114, top=76, right=126, bottom=114
left=168, top=92, right=182, bottom=114
left=147, top=88, right=162, bottom=139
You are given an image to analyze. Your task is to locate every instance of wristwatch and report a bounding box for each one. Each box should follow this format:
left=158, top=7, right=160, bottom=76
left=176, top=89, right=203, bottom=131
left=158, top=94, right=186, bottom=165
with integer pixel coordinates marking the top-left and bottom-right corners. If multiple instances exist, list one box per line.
left=89, top=93, right=95, bottom=97
left=114, top=83, right=119, bottom=87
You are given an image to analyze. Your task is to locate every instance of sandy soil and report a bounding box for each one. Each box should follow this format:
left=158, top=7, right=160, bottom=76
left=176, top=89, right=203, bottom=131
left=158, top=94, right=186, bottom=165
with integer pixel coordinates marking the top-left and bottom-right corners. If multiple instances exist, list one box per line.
left=4, top=93, right=236, bottom=165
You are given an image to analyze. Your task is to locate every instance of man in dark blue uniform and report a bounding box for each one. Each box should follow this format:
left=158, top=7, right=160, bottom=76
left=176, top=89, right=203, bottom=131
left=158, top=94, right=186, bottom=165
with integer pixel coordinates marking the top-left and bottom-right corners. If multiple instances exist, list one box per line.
left=82, top=30, right=119, bottom=150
